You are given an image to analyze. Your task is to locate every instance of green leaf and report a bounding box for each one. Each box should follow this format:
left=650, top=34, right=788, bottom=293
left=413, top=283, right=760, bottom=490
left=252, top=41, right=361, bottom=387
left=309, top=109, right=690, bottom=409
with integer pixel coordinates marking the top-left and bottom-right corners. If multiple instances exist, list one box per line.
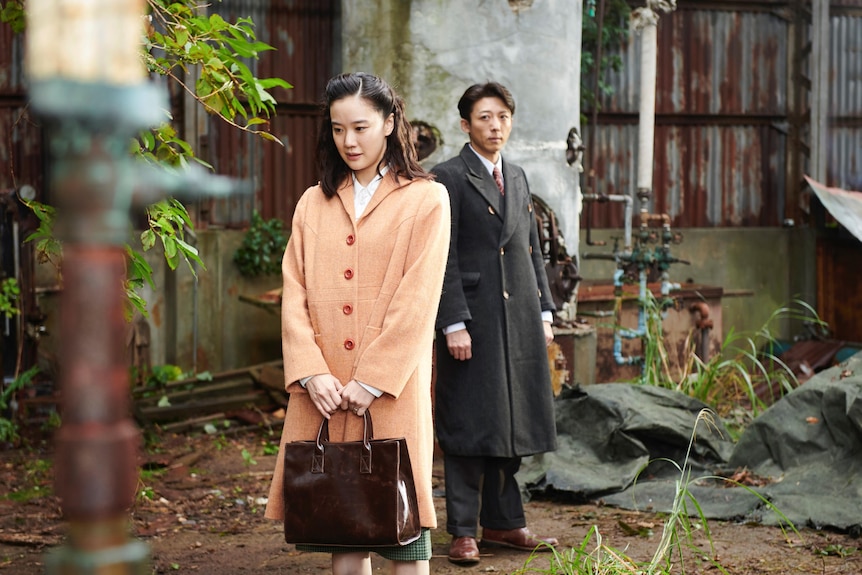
left=1, top=1, right=27, bottom=34
left=163, top=236, right=178, bottom=260
left=258, top=132, right=283, bottom=145
left=174, top=27, right=189, bottom=47
left=140, top=130, right=156, bottom=152
left=124, top=286, right=149, bottom=320
left=126, top=246, right=156, bottom=289
left=258, top=77, right=293, bottom=90
left=140, top=229, right=156, bottom=251
left=174, top=237, right=199, bottom=258
left=208, top=13, right=229, bottom=31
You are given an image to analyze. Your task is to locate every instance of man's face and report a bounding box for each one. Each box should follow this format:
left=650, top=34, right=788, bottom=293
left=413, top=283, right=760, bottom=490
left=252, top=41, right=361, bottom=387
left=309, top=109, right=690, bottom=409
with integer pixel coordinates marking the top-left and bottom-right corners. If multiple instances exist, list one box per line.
left=461, top=96, right=512, bottom=163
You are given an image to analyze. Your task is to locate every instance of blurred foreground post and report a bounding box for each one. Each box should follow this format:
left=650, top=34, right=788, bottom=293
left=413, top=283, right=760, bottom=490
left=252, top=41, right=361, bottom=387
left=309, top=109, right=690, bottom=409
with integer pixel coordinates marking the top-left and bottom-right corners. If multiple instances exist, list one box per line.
left=26, top=1, right=160, bottom=572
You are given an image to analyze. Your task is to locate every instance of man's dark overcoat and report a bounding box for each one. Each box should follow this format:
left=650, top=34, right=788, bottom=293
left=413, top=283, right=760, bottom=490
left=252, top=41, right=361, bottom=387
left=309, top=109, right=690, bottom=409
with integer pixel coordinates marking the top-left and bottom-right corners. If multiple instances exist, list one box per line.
left=432, top=144, right=557, bottom=458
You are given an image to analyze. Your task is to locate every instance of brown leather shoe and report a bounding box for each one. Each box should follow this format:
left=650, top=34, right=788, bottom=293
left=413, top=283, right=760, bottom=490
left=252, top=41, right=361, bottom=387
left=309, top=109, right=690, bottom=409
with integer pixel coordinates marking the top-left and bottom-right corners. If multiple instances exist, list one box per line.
left=481, top=527, right=559, bottom=552
left=448, top=536, right=480, bottom=565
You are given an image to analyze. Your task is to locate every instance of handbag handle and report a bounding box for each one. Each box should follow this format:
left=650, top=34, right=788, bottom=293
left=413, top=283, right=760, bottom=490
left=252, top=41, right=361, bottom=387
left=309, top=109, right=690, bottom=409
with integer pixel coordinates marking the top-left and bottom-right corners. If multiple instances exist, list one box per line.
left=312, top=410, right=375, bottom=474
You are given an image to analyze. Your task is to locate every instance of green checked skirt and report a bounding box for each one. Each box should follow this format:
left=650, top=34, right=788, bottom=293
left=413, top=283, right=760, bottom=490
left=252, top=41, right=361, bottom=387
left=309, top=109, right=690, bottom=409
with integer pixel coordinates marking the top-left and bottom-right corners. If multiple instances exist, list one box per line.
left=294, top=529, right=431, bottom=561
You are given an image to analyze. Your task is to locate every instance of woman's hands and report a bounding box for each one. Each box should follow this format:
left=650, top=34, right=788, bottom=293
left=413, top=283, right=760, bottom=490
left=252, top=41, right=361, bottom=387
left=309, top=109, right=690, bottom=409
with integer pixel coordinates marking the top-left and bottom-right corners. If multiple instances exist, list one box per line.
left=306, top=374, right=375, bottom=418
left=305, top=374, right=344, bottom=419
left=339, top=380, right=375, bottom=417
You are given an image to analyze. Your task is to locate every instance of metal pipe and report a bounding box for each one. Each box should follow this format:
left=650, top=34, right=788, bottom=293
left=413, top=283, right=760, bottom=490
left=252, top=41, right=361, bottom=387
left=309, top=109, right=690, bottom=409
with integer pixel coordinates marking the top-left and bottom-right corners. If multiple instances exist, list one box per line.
left=186, top=225, right=199, bottom=375
left=690, top=301, right=714, bottom=362
left=584, top=0, right=607, bottom=247
left=634, top=9, right=658, bottom=212
left=582, top=193, right=633, bottom=253
left=578, top=309, right=615, bottom=318
left=632, top=1, right=677, bottom=217
left=612, top=268, right=646, bottom=366
left=27, top=2, right=156, bottom=572
left=54, top=246, right=140, bottom=519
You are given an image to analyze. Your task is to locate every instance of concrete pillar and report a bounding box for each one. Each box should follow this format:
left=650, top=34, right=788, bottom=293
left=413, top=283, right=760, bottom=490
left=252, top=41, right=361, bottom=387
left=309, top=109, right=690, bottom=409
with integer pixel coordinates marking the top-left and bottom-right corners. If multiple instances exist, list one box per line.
left=339, top=0, right=583, bottom=254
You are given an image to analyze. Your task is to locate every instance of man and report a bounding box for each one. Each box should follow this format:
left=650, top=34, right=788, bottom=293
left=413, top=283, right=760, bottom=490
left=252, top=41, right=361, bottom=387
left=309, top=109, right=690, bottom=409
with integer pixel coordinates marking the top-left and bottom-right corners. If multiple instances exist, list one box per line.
left=432, top=82, right=559, bottom=565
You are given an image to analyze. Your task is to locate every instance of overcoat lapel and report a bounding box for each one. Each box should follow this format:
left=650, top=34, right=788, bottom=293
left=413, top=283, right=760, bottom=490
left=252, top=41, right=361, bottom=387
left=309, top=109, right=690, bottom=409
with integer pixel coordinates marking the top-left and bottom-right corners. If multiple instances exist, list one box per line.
left=334, top=178, right=356, bottom=221
left=335, top=171, right=407, bottom=223
left=460, top=146, right=504, bottom=221
left=499, top=159, right=523, bottom=247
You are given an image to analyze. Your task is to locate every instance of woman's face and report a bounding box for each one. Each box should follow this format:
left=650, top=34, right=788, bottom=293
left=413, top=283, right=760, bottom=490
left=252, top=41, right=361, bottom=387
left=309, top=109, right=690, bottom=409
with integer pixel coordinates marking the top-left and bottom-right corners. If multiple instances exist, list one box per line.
left=330, top=95, right=394, bottom=186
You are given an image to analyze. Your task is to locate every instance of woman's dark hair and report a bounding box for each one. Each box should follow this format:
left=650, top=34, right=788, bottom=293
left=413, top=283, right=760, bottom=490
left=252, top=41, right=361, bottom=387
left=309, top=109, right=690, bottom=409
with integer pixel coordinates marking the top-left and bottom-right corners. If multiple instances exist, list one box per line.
left=457, top=82, right=516, bottom=122
left=317, top=72, right=430, bottom=197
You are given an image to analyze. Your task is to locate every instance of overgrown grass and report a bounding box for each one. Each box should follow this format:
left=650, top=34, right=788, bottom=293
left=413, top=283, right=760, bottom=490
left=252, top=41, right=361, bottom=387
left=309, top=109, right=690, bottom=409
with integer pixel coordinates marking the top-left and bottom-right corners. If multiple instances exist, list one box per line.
left=1, top=457, right=52, bottom=503
left=514, top=410, right=801, bottom=574
left=640, top=297, right=826, bottom=432
left=0, top=365, right=40, bottom=444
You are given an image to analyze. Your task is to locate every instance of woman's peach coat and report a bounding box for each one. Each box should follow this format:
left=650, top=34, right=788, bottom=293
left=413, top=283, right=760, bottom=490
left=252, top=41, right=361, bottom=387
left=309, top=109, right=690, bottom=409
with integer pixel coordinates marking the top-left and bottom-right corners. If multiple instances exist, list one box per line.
left=264, top=173, right=450, bottom=529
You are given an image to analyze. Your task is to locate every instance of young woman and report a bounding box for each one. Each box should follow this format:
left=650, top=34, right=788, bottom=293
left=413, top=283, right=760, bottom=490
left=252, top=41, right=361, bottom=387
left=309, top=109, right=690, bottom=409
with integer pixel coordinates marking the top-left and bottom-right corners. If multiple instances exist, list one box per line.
left=264, top=72, right=450, bottom=575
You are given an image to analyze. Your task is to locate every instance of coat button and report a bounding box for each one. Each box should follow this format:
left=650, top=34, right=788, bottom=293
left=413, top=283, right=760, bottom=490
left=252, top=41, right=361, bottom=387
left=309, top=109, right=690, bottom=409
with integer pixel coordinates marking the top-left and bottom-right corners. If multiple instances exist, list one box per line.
left=344, top=268, right=354, bottom=280
left=488, top=206, right=495, bottom=215
left=344, top=339, right=355, bottom=350
left=342, top=304, right=353, bottom=315
left=346, top=234, right=355, bottom=245
left=500, top=247, right=505, bottom=255
left=529, top=245, right=533, bottom=254
left=503, top=291, right=509, bottom=300
left=528, top=203, right=533, bottom=212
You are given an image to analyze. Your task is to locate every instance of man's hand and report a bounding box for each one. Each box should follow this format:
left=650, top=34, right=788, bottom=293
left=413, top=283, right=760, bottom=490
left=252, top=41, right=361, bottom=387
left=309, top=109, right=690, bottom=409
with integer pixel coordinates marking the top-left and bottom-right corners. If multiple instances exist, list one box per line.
left=305, top=374, right=344, bottom=419
left=543, top=321, right=554, bottom=346
left=340, top=381, right=376, bottom=416
left=446, top=328, right=472, bottom=361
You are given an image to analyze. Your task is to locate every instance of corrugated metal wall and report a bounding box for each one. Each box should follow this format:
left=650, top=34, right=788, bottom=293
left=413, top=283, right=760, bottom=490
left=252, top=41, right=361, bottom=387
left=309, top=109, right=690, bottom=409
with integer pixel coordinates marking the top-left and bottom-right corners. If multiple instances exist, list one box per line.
left=0, top=21, right=43, bottom=197
left=828, top=10, right=862, bottom=190
left=582, top=0, right=862, bottom=228
left=204, top=0, right=334, bottom=228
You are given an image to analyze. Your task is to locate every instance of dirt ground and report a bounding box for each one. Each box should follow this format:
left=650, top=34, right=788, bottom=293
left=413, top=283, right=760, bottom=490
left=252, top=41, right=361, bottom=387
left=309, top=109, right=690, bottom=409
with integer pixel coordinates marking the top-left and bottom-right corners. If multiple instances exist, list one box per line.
left=2, top=426, right=860, bottom=575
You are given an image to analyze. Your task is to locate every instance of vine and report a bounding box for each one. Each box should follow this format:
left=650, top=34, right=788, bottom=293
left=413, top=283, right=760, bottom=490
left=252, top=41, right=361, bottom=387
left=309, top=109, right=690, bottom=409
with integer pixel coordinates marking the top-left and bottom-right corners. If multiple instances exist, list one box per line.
left=581, top=0, right=632, bottom=121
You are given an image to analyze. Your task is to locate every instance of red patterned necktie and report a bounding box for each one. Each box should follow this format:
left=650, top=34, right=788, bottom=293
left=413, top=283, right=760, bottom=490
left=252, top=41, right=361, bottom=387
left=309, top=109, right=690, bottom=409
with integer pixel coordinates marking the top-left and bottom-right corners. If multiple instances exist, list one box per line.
left=493, top=166, right=504, bottom=195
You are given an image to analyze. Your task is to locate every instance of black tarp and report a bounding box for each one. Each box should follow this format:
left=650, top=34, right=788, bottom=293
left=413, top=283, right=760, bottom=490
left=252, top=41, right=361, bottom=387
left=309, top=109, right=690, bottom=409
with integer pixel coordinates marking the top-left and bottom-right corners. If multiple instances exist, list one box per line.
left=521, top=351, right=862, bottom=532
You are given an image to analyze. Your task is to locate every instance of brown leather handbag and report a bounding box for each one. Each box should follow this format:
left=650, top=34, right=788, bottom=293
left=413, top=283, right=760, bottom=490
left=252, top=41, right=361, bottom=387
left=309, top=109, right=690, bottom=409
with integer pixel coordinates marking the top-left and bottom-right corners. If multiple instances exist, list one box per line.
left=281, top=410, right=421, bottom=547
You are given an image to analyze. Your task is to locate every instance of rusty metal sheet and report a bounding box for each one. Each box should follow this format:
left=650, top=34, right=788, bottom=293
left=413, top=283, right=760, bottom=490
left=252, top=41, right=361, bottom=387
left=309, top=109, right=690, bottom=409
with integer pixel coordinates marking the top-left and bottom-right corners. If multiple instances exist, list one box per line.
left=583, top=123, right=786, bottom=228
left=0, top=107, right=44, bottom=194
left=806, top=176, right=862, bottom=241
left=261, top=111, right=322, bottom=225
left=599, top=7, right=788, bottom=116
left=816, top=236, right=862, bottom=343
left=204, top=0, right=334, bottom=228
left=581, top=2, right=862, bottom=230
left=0, top=20, right=26, bottom=94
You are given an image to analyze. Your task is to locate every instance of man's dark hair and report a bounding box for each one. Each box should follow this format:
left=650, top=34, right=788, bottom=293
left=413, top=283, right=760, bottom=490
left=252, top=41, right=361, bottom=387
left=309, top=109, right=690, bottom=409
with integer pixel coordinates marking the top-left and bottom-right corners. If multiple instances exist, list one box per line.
left=457, top=82, right=516, bottom=121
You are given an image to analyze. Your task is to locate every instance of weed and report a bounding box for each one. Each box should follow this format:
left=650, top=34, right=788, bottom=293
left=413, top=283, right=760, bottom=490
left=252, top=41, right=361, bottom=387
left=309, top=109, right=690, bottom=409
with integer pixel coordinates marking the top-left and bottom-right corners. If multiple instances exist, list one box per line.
left=815, top=544, right=859, bottom=558
left=0, top=365, right=40, bottom=444
left=233, top=211, right=289, bottom=277
left=2, top=457, right=52, bottom=503
left=0, top=277, right=20, bottom=317
left=138, top=485, right=156, bottom=502
left=639, top=297, right=826, bottom=423
left=514, top=526, right=640, bottom=574
left=515, top=410, right=801, bottom=574
left=40, top=410, right=62, bottom=432
left=212, top=434, right=229, bottom=451
left=136, top=468, right=165, bottom=503
left=241, top=448, right=257, bottom=467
